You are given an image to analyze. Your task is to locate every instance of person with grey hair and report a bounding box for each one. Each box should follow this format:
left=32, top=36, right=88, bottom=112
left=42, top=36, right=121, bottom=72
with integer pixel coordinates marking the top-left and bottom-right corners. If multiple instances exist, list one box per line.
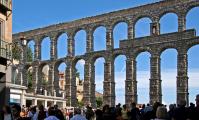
left=71, top=108, right=87, bottom=120
left=155, top=106, right=168, bottom=120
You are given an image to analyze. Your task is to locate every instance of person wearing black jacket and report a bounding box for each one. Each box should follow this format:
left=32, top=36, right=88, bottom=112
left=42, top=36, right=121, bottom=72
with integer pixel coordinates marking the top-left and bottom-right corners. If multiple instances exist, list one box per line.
left=130, top=103, right=140, bottom=120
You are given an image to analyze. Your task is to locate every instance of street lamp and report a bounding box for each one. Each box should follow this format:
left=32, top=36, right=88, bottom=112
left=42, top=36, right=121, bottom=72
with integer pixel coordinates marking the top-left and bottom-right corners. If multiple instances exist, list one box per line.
left=20, top=36, right=27, bottom=46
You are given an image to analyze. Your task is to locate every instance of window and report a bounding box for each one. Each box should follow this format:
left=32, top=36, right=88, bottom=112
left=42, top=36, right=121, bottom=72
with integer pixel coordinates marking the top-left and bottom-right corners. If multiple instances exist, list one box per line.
left=0, top=19, right=4, bottom=40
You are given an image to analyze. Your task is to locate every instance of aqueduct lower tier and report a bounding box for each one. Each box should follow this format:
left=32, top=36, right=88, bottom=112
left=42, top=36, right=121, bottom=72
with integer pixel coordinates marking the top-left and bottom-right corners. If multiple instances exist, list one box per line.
left=13, top=0, right=199, bottom=107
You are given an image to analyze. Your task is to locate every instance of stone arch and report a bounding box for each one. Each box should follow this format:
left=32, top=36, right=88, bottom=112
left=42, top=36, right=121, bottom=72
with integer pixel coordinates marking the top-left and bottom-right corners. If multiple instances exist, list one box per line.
left=187, top=40, right=199, bottom=52
left=111, top=18, right=130, bottom=29
left=134, top=16, right=153, bottom=38
left=133, top=14, right=154, bottom=25
left=159, top=12, right=178, bottom=34
left=38, top=63, right=50, bottom=93
left=91, top=53, right=107, bottom=63
left=160, top=48, right=178, bottom=105
left=113, top=21, right=128, bottom=48
left=94, top=56, right=106, bottom=106
left=157, top=43, right=178, bottom=56
left=27, top=39, right=35, bottom=62
left=57, top=32, right=68, bottom=58
left=187, top=44, right=199, bottom=103
left=91, top=23, right=107, bottom=33
left=54, top=60, right=67, bottom=91
left=39, top=34, right=51, bottom=44
left=71, top=27, right=87, bottom=38
left=74, top=29, right=87, bottom=55
left=73, top=57, right=85, bottom=66
left=135, top=50, right=151, bottom=104
left=114, top=54, right=127, bottom=104
left=186, top=6, right=199, bottom=36
left=133, top=47, right=152, bottom=58
left=93, top=25, right=107, bottom=51
left=41, top=36, right=51, bottom=60
left=185, top=3, right=199, bottom=16
left=113, top=50, right=127, bottom=60
left=158, top=9, right=179, bottom=21
left=75, top=59, right=85, bottom=102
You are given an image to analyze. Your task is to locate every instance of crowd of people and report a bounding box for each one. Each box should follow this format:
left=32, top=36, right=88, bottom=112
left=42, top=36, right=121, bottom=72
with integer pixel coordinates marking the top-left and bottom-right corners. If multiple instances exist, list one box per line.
left=1, top=94, right=199, bottom=120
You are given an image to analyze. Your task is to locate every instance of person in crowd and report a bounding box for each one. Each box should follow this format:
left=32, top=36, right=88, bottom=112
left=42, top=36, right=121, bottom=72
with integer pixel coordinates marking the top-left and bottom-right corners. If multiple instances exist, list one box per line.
left=115, top=104, right=122, bottom=120
left=110, top=107, right=117, bottom=120
left=69, top=112, right=73, bottom=119
left=54, top=105, right=64, bottom=120
left=188, top=94, right=199, bottom=120
left=130, top=102, right=140, bottom=120
left=140, top=104, right=145, bottom=116
left=121, top=104, right=128, bottom=120
left=1, top=105, right=12, bottom=120
left=152, top=102, right=162, bottom=119
left=27, top=106, right=38, bottom=120
left=168, top=104, right=175, bottom=120
left=71, top=108, right=86, bottom=120
left=102, top=105, right=114, bottom=120
left=95, top=109, right=103, bottom=120
left=20, top=108, right=26, bottom=118
left=144, top=104, right=153, bottom=114
left=155, top=106, right=168, bottom=120
left=44, top=107, right=59, bottom=120
left=85, top=106, right=94, bottom=120
left=38, top=105, right=47, bottom=120
left=11, top=104, right=28, bottom=120
left=172, top=100, right=188, bottom=120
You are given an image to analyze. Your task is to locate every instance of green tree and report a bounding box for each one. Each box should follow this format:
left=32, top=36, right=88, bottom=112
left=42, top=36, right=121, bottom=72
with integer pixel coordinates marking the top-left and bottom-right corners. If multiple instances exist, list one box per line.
left=12, top=43, right=21, bottom=60
left=96, top=97, right=103, bottom=108
left=27, top=46, right=33, bottom=62
left=78, top=100, right=84, bottom=108
left=12, top=44, right=33, bottom=62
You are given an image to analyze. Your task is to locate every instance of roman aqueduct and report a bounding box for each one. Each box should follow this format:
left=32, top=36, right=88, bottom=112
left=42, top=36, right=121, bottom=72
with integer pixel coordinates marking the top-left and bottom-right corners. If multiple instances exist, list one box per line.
left=13, top=0, right=199, bottom=107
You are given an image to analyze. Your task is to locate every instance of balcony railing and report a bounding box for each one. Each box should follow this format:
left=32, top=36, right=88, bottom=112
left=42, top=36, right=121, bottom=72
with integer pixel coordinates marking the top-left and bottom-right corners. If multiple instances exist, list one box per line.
left=0, top=39, right=12, bottom=60
left=0, top=0, right=11, bottom=10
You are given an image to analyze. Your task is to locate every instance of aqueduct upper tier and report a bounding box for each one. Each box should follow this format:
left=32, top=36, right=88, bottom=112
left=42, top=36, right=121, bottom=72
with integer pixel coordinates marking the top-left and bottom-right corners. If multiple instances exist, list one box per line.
left=13, top=0, right=199, bottom=107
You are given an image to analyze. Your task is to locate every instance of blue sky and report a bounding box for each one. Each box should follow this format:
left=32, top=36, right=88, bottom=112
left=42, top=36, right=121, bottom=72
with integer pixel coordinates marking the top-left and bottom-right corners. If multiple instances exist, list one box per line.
left=13, top=0, right=199, bottom=105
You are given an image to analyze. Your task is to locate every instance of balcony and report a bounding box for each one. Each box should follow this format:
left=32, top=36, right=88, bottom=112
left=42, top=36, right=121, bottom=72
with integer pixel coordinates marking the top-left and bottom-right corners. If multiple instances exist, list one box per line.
left=0, top=39, right=12, bottom=61
left=0, top=0, right=12, bottom=14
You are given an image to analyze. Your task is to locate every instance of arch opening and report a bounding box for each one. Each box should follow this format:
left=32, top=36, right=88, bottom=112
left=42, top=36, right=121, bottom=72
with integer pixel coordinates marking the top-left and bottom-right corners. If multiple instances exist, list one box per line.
left=113, top=22, right=128, bottom=48
left=94, top=26, right=106, bottom=51
left=186, top=7, right=199, bottom=36
left=94, top=57, right=105, bottom=108
left=74, top=30, right=86, bottom=56
left=39, top=64, right=50, bottom=94
left=41, top=37, right=51, bottom=60
left=114, top=55, right=126, bottom=105
left=57, top=62, right=67, bottom=91
left=135, top=17, right=152, bottom=38
left=159, top=13, right=178, bottom=34
left=75, top=59, right=85, bottom=105
left=136, top=52, right=151, bottom=104
left=188, top=45, right=199, bottom=104
left=57, top=33, right=68, bottom=58
left=27, top=40, right=35, bottom=62
left=160, top=49, right=177, bottom=105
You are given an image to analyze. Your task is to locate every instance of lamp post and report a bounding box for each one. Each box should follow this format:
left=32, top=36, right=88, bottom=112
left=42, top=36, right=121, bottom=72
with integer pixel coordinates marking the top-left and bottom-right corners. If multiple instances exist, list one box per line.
left=20, top=36, right=27, bottom=63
